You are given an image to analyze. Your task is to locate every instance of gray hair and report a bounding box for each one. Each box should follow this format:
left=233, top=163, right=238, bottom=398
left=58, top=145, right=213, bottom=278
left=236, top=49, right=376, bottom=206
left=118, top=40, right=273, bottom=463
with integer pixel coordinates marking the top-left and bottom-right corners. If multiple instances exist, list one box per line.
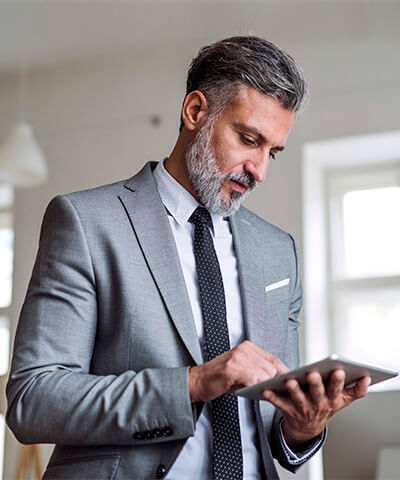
left=179, top=36, right=308, bottom=131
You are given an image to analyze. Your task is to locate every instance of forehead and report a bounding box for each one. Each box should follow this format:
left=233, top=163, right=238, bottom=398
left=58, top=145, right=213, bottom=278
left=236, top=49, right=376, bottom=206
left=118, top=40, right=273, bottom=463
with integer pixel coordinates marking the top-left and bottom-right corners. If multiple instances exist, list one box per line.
left=218, top=86, right=295, bottom=144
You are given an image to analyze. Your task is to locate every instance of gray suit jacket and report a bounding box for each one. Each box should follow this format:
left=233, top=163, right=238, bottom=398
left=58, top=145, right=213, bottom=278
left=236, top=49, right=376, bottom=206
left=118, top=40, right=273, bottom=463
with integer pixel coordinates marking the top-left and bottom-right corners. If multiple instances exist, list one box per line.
left=7, top=162, right=307, bottom=479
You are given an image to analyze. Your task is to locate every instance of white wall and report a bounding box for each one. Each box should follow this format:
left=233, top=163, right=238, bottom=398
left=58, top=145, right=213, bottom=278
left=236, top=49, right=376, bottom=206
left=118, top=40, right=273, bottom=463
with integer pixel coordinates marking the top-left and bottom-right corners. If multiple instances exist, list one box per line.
left=1, top=4, right=400, bottom=479
left=0, top=45, right=189, bottom=479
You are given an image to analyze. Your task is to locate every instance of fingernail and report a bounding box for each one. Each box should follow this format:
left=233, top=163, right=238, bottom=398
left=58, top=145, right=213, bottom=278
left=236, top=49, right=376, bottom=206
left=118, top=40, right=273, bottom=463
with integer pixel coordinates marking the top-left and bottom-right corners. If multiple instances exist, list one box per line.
left=336, top=369, right=345, bottom=380
left=263, top=390, right=271, bottom=399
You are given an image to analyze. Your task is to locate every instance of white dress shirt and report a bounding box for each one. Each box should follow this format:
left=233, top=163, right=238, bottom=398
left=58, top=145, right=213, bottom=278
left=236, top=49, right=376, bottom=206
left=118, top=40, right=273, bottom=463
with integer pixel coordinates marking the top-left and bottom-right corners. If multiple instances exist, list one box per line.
left=153, top=159, right=322, bottom=479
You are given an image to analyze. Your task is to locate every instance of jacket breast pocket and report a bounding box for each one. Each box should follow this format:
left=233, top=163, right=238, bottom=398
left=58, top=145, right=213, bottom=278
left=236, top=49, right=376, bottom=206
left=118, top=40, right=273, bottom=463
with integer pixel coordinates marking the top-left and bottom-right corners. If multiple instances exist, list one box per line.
left=43, top=454, right=120, bottom=480
left=265, top=284, right=290, bottom=305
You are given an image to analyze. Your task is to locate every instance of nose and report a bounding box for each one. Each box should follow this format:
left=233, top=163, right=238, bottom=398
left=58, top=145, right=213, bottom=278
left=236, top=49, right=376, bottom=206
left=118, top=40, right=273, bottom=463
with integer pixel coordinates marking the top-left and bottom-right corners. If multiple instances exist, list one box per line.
left=244, top=152, right=270, bottom=183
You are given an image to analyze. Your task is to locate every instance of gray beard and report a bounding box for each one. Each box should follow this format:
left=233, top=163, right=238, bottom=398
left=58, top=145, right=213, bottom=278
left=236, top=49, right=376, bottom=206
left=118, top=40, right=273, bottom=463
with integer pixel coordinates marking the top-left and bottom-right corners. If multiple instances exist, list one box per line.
left=184, top=118, right=257, bottom=216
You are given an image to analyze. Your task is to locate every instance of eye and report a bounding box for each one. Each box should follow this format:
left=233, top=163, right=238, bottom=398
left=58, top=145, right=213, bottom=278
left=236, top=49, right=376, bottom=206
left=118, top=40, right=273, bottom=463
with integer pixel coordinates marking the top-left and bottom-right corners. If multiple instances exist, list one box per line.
left=269, top=151, right=276, bottom=160
left=240, top=134, right=257, bottom=147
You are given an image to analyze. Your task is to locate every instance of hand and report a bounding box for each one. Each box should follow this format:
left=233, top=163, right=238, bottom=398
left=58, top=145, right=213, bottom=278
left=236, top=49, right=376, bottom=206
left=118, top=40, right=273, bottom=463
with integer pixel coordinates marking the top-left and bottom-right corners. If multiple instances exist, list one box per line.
left=262, top=369, right=371, bottom=449
left=188, top=340, right=289, bottom=403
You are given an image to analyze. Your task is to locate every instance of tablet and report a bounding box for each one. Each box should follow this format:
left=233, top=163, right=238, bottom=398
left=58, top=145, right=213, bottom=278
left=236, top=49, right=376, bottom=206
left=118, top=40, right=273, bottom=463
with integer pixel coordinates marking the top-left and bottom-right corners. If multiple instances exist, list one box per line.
left=234, top=354, right=398, bottom=401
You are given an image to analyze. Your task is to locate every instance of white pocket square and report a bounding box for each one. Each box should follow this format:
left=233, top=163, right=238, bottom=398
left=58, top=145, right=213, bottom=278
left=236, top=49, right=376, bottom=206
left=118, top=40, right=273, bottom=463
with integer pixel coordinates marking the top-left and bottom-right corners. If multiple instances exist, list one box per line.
left=265, top=278, right=290, bottom=292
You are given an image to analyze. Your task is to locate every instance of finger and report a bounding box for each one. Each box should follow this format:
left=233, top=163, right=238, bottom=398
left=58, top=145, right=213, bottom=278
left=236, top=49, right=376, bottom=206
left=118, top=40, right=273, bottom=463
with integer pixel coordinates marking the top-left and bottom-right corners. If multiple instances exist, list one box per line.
left=236, top=341, right=289, bottom=378
left=227, top=347, right=281, bottom=386
left=247, top=342, right=289, bottom=374
left=326, top=369, right=346, bottom=400
left=354, top=376, right=371, bottom=398
left=262, top=389, right=293, bottom=414
left=344, top=376, right=371, bottom=401
left=285, top=379, right=308, bottom=411
left=307, top=371, right=325, bottom=404
left=271, top=357, right=290, bottom=375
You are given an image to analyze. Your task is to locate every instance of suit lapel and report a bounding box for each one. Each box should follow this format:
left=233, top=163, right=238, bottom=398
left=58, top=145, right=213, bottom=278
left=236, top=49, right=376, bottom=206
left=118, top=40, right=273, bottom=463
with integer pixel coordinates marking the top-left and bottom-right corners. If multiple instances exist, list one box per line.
left=230, top=209, right=285, bottom=359
left=119, top=162, right=203, bottom=366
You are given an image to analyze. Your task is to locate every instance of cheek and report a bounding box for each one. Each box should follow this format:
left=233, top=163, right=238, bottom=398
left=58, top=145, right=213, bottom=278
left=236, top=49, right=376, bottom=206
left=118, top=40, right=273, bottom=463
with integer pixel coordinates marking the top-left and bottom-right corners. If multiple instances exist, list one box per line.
left=213, top=139, right=246, bottom=173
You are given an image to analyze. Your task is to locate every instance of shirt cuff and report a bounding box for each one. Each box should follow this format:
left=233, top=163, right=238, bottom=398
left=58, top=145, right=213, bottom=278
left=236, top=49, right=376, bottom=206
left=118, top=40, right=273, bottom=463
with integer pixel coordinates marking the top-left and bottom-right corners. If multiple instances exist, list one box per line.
left=278, top=419, right=326, bottom=465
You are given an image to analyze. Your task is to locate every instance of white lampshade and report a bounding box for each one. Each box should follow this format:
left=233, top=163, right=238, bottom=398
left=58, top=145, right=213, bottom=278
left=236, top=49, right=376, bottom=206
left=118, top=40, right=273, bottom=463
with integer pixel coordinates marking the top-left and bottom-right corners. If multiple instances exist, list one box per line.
left=0, top=122, right=48, bottom=187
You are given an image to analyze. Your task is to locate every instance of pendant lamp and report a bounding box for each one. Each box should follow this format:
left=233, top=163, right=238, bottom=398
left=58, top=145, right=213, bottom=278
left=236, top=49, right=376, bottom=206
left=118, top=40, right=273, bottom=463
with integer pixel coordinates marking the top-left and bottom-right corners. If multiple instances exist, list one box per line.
left=0, top=60, right=48, bottom=187
left=0, top=122, right=47, bottom=187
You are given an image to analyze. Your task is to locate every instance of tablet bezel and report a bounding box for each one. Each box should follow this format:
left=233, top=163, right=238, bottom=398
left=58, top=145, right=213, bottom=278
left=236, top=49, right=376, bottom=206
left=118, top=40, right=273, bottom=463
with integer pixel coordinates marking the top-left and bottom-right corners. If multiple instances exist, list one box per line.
left=234, top=354, right=398, bottom=401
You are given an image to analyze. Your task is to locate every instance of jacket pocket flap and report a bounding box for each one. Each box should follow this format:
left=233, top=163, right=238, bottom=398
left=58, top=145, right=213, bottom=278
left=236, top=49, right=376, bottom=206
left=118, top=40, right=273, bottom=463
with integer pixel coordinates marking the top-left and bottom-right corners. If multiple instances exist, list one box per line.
left=43, top=454, right=120, bottom=480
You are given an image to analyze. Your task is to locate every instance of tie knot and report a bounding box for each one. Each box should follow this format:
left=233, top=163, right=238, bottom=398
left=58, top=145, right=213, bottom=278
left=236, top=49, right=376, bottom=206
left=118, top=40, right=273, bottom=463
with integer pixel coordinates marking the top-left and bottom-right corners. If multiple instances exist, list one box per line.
left=189, top=206, right=212, bottom=228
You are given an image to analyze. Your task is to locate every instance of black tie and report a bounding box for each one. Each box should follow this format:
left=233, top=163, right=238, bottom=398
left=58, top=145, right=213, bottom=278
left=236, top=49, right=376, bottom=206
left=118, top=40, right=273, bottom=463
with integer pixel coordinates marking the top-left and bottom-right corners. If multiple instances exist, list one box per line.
left=189, top=206, right=243, bottom=480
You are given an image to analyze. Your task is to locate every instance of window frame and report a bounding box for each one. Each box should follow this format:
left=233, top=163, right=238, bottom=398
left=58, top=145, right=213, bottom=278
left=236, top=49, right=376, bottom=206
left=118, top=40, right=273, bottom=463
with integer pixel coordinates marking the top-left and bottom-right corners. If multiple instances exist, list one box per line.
left=302, top=131, right=400, bottom=360
left=302, top=131, right=400, bottom=480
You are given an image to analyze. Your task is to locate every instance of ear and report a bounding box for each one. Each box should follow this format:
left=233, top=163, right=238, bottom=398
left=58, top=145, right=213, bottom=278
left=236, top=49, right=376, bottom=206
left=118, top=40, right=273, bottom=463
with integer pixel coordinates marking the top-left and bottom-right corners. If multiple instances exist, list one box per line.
left=181, top=90, right=209, bottom=132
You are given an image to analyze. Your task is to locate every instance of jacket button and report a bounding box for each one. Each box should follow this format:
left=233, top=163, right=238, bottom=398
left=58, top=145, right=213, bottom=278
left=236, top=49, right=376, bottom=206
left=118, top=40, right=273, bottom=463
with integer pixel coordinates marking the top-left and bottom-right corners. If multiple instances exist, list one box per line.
left=144, top=430, right=154, bottom=440
left=156, top=464, right=166, bottom=478
left=152, top=428, right=162, bottom=437
left=161, top=426, right=172, bottom=436
left=133, top=432, right=145, bottom=441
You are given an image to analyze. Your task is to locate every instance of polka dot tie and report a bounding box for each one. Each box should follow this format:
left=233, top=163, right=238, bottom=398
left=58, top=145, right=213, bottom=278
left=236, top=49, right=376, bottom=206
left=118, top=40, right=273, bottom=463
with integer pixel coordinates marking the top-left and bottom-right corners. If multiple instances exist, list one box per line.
left=189, top=207, right=243, bottom=480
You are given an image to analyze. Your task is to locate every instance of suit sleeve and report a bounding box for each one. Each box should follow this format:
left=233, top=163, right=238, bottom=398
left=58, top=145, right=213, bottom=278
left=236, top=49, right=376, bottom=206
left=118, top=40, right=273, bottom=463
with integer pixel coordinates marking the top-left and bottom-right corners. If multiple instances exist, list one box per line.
left=269, top=233, right=326, bottom=472
left=6, top=194, right=196, bottom=446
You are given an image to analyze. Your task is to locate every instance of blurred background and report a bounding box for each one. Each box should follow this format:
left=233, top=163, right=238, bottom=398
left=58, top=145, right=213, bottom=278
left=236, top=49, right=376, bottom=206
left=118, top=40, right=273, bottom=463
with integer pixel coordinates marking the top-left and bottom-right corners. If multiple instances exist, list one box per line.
left=0, top=1, right=399, bottom=479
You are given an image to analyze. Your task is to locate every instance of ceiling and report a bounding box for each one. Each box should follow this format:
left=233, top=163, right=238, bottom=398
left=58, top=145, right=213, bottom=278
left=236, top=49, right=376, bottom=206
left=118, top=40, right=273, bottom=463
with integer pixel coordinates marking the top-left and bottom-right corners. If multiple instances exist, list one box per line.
left=0, top=0, right=399, bottom=74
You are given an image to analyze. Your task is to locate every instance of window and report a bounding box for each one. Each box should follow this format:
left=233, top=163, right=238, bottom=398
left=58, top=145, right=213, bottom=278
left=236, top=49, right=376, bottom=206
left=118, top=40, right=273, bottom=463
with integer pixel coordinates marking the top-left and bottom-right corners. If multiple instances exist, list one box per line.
left=0, top=182, right=14, bottom=480
left=0, top=183, right=13, bottom=373
left=327, top=166, right=400, bottom=391
left=0, top=212, right=14, bottom=309
left=0, top=316, right=10, bottom=376
left=302, top=131, right=400, bottom=480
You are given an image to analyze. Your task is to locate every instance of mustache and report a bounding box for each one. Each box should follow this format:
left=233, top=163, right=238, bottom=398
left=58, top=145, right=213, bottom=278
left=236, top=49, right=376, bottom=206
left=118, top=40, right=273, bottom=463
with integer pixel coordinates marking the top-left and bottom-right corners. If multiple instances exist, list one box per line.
left=226, top=171, right=257, bottom=191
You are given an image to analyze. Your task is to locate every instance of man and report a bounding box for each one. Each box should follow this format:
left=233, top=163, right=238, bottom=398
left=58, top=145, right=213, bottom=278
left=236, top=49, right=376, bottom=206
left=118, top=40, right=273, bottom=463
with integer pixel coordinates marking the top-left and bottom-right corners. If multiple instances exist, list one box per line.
left=6, top=36, right=369, bottom=479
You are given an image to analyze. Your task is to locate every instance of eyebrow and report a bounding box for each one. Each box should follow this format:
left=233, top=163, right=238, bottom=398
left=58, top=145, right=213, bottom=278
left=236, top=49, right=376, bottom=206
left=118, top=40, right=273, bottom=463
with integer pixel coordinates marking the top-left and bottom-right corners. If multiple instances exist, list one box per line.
left=233, top=122, right=285, bottom=151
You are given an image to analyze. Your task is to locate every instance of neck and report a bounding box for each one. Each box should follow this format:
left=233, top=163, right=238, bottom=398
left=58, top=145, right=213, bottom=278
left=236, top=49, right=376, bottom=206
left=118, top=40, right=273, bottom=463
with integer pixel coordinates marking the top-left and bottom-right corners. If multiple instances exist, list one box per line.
left=165, top=131, right=199, bottom=201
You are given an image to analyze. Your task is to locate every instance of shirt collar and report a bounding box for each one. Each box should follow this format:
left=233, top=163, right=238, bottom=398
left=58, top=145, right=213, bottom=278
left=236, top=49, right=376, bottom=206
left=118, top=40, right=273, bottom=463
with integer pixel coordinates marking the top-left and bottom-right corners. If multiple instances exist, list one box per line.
left=153, top=159, right=227, bottom=236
